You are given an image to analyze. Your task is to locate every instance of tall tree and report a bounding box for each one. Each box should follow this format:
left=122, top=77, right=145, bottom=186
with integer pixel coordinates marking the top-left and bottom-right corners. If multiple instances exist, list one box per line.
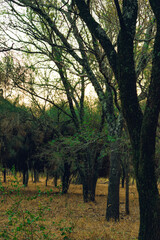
left=74, top=0, right=160, bottom=239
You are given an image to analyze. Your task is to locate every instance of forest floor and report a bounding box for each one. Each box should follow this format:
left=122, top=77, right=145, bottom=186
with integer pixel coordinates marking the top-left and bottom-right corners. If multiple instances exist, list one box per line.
left=0, top=175, right=141, bottom=240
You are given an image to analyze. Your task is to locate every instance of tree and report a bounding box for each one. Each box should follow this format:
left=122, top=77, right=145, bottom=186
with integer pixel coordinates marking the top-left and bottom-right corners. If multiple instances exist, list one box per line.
left=0, top=93, right=35, bottom=186
left=74, top=0, right=160, bottom=239
left=1, top=0, right=158, bottom=226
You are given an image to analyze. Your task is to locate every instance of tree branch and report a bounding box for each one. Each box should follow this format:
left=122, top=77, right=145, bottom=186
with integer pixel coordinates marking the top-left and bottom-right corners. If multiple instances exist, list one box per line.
left=113, top=0, right=125, bottom=29
left=75, top=0, right=118, bottom=79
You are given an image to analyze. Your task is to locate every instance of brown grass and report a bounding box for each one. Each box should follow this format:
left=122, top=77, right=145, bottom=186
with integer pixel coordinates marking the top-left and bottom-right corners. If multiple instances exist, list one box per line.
left=0, top=176, right=140, bottom=240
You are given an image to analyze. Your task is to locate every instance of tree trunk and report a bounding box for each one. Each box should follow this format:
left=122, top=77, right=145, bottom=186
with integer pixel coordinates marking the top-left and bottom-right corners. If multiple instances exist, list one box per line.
left=82, top=179, right=89, bottom=202
left=26, top=170, right=29, bottom=186
left=46, top=171, right=48, bottom=187
left=23, top=168, right=28, bottom=187
left=82, top=173, right=98, bottom=202
left=78, top=153, right=90, bottom=202
left=121, top=166, right=125, bottom=188
left=31, top=169, right=34, bottom=182
left=106, top=141, right=121, bottom=221
left=88, top=174, right=97, bottom=202
left=3, top=168, right=6, bottom=183
left=125, top=166, right=129, bottom=215
left=137, top=183, right=160, bottom=240
left=54, top=172, right=58, bottom=187
left=80, top=151, right=99, bottom=202
left=78, top=156, right=98, bottom=202
left=33, top=169, right=39, bottom=183
left=23, top=170, right=25, bottom=185
left=136, top=143, right=160, bottom=240
left=62, top=162, right=71, bottom=194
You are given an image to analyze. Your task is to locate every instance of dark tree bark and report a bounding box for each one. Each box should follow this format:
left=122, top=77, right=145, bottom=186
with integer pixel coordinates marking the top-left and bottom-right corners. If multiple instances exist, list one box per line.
left=106, top=141, right=121, bottom=221
left=22, top=169, right=25, bottom=185
left=81, top=155, right=90, bottom=202
left=54, top=172, right=58, bottom=187
left=125, top=165, right=129, bottom=215
left=103, top=86, right=122, bottom=220
left=23, top=168, right=28, bottom=187
left=88, top=175, right=97, bottom=202
left=22, top=161, right=29, bottom=187
left=105, top=113, right=123, bottom=221
left=81, top=169, right=98, bottom=202
left=3, top=168, right=6, bottom=183
left=79, top=155, right=96, bottom=202
left=31, top=169, right=34, bottom=182
left=45, top=171, right=48, bottom=187
left=61, top=162, right=71, bottom=194
left=75, top=0, right=160, bottom=239
left=121, top=164, right=125, bottom=188
left=77, top=148, right=100, bottom=202
left=83, top=165, right=98, bottom=202
left=33, top=169, right=39, bottom=183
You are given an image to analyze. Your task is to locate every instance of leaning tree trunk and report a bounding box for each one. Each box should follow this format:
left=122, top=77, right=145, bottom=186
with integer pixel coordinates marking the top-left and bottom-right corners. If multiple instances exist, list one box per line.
left=106, top=141, right=121, bottom=221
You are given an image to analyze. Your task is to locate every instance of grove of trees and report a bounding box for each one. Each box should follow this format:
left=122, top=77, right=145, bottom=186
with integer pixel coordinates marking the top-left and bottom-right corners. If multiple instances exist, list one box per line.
left=0, top=1, right=160, bottom=240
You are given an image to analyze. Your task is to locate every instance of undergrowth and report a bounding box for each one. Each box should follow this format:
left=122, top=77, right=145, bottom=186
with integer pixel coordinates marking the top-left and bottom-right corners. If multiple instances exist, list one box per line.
left=0, top=169, right=74, bottom=240
left=0, top=170, right=142, bottom=240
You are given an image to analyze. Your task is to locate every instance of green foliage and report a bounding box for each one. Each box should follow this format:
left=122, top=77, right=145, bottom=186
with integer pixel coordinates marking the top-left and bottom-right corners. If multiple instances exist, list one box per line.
left=59, top=225, right=72, bottom=240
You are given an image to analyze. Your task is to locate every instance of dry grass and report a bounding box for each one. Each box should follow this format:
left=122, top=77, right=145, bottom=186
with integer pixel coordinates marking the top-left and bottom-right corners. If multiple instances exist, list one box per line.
left=0, top=176, right=140, bottom=240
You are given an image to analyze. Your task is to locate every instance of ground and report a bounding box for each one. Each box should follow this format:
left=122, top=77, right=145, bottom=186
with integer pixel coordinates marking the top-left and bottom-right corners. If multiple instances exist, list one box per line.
left=0, top=175, right=140, bottom=240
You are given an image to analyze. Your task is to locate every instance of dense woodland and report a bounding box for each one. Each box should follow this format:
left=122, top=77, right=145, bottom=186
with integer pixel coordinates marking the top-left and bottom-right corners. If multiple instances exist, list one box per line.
left=0, top=0, right=160, bottom=240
